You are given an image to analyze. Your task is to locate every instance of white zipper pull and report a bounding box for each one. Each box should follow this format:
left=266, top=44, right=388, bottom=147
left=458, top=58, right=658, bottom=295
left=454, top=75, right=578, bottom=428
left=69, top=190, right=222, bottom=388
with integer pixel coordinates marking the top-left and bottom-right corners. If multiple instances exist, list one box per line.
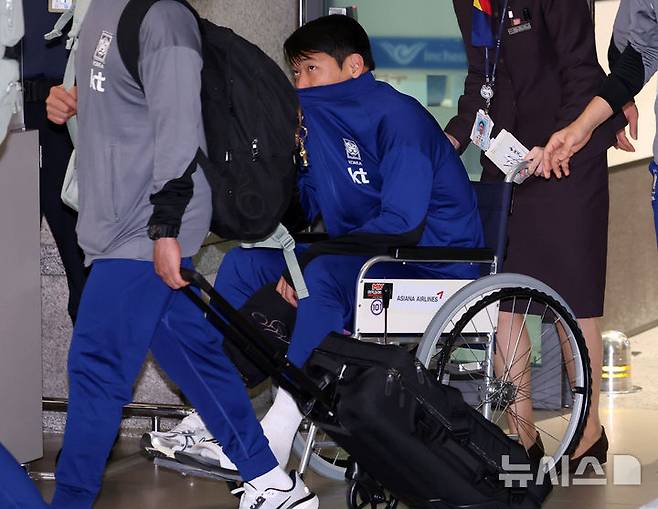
left=415, top=360, right=425, bottom=385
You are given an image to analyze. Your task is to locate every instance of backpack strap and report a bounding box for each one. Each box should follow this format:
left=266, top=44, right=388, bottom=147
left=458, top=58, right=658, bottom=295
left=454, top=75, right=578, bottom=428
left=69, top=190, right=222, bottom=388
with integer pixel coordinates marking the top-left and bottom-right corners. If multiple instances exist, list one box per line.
left=44, top=0, right=95, bottom=145
left=45, top=0, right=95, bottom=211
left=117, top=0, right=200, bottom=90
left=241, top=224, right=310, bottom=300
left=117, top=0, right=160, bottom=89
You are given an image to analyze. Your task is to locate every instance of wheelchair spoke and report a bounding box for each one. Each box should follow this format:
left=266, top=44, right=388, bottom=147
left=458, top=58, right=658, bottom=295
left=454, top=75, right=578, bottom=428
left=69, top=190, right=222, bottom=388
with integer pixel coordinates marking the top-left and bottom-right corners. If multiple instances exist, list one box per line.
left=423, top=282, right=589, bottom=465
left=503, top=297, right=518, bottom=378
left=500, top=299, right=533, bottom=386
left=485, top=305, right=496, bottom=332
left=509, top=412, right=562, bottom=444
left=499, top=344, right=532, bottom=377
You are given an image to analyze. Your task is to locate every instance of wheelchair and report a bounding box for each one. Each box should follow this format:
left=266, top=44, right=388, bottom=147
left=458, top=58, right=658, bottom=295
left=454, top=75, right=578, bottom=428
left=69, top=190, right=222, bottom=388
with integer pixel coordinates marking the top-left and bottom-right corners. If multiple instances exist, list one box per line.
left=290, top=166, right=592, bottom=482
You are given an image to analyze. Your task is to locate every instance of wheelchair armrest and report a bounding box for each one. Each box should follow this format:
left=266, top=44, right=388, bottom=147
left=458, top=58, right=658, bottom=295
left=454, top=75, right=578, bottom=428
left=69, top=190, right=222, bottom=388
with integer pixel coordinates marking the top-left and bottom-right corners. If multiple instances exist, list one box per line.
left=389, top=246, right=496, bottom=263
left=293, top=232, right=330, bottom=243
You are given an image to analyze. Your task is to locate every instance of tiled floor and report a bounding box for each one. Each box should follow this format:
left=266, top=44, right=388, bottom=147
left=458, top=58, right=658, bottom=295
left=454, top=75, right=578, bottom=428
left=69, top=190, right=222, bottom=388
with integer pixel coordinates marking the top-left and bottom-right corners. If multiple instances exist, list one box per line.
left=31, top=327, right=658, bottom=509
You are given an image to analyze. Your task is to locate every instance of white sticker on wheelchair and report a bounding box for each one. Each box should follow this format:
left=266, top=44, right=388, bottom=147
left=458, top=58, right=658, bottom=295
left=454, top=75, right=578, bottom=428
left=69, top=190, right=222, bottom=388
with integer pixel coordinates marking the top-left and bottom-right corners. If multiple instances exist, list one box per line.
left=355, top=279, right=498, bottom=336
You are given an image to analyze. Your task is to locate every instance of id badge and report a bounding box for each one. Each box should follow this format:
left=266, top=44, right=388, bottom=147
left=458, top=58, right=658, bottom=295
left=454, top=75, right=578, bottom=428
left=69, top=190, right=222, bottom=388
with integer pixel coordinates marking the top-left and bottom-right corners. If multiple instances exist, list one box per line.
left=49, top=0, right=73, bottom=13
left=470, top=109, right=494, bottom=151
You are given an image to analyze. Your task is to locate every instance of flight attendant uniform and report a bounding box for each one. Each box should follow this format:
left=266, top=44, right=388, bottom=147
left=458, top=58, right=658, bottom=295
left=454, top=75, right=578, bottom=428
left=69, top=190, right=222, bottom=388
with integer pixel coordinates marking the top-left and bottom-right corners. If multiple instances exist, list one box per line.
left=447, top=0, right=626, bottom=318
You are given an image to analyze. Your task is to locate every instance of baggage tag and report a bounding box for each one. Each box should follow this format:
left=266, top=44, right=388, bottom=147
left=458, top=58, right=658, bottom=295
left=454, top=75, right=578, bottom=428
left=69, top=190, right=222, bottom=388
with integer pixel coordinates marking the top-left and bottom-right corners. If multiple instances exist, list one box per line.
left=49, top=0, right=73, bottom=13
left=485, top=129, right=532, bottom=184
left=470, top=109, right=494, bottom=151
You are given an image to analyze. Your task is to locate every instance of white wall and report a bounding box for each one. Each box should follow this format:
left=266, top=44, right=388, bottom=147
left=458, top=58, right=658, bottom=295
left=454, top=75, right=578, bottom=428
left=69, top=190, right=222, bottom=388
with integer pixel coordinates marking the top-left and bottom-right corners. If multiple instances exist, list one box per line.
left=595, top=0, right=656, bottom=165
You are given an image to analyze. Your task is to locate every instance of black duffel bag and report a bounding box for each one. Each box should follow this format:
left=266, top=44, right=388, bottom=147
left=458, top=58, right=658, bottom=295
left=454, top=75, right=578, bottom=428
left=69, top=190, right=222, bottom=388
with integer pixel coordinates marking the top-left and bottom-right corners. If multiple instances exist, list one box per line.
left=305, top=334, right=553, bottom=509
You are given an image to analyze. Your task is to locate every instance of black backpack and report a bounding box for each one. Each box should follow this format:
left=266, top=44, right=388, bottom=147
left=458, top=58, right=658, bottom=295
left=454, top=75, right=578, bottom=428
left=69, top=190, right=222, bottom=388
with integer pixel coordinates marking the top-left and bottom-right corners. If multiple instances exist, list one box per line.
left=117, top=0, right=299, bottom=241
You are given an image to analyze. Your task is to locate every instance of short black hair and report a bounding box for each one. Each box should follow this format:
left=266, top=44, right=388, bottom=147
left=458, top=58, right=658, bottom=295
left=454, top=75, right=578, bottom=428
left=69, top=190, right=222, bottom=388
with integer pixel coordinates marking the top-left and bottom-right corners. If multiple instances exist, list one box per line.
left=284, top=15, right=376, bottom=71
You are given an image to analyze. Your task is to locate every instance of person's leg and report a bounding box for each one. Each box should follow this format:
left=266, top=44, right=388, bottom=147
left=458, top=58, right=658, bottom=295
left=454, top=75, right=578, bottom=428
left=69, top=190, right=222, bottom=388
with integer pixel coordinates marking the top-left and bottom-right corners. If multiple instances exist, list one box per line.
left=152, top=259, right=318, bottom=509
left=25, top=102, right=87, bottom=323
left=284, top=254, right=363, bottom=367
left=151, top=285, right=281, bottom=482
left=141, top=247, right=290, bottom=459
left=0, top=443, right=47, bottom=509
left=572, top=317, right=603, bottom=457
left=494, top=311, right=537, bottom=450
left=263, top=254, right=372, bottom=466
left=213, top=247, right=288, bottom=310
left=52, top=260, right=174, bottom=509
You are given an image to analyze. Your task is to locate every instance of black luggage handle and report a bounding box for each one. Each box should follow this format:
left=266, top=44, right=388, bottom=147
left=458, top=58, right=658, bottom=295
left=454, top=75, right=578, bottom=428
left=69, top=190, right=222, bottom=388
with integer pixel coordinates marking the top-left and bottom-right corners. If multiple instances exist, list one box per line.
left=179, top=268, right=329, bottom=408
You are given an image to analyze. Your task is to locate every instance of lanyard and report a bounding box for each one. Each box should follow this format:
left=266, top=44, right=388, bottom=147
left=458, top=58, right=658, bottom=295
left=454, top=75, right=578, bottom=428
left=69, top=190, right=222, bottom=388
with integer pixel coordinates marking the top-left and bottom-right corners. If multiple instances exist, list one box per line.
left=481, top=0, right=511, bottom=111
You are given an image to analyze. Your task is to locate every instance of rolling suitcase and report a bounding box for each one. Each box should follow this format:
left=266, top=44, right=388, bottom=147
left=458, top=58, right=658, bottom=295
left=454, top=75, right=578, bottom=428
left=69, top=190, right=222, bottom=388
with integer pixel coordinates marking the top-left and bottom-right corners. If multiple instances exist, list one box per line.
left=181, top=270, right=552, bottom=509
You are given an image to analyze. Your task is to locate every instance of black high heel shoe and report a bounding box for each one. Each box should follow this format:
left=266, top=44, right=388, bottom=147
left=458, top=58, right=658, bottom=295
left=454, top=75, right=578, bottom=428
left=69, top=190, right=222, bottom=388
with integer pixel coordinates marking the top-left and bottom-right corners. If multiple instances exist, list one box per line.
left=569, top=427, right=608, bottom=473
left=527, top=433, right=545, bottom=466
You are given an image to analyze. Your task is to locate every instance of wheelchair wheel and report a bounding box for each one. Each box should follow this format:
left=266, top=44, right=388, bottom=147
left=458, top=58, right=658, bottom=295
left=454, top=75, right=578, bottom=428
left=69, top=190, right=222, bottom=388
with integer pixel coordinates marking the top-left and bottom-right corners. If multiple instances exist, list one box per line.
left=415, top=273, right=591, bottom=469
left=346, top=480, right=392, bottom=509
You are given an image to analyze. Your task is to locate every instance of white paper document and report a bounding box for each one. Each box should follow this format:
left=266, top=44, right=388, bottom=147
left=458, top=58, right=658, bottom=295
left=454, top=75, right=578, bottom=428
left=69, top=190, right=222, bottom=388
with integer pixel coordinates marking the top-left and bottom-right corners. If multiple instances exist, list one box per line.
left=485, top=129, right=532, bottom=184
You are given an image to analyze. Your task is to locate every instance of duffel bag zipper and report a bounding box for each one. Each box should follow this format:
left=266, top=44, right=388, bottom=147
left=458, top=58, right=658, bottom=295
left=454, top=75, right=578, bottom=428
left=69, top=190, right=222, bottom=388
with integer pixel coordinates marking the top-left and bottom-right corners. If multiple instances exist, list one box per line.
left=384, top=368, right=400, bottom=397
left=415, top=360, right=426, bottom=385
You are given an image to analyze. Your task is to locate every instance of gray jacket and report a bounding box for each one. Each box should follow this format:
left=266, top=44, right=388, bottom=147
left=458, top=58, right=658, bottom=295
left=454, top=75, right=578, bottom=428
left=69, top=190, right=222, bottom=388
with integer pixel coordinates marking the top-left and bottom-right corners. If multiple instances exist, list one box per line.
left=614, top=0, right=658, bottom=83
left=75, top=0, right=211, bottom=265
left=613, top=0, right=658, bottom=161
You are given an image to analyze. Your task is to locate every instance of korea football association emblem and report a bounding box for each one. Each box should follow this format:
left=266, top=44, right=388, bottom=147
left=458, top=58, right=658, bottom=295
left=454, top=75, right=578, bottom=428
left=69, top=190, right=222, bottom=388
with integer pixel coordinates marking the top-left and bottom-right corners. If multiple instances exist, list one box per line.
left=343, top=138, right=362, bottom=161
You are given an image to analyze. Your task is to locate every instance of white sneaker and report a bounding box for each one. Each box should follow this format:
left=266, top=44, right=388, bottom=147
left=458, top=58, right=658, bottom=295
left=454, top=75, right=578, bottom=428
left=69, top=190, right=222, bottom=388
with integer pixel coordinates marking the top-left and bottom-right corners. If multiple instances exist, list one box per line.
left=176, top=438, right=238, bottom=471
left=141, top=411, right=213, bottom=459
left=235, top=471, right=319, bottom=509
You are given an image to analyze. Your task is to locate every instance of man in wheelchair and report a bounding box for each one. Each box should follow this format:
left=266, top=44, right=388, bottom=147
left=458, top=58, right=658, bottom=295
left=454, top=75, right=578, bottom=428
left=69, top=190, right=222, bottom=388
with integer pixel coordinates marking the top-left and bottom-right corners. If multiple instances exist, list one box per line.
left=144, top=14, right=484, bottom=471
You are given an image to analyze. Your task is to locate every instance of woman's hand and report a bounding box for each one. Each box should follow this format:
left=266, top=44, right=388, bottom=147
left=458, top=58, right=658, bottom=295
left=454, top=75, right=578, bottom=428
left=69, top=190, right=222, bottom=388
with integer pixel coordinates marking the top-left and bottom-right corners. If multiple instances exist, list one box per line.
left=542, top=121, right=592, bottom=179
left=542, top=96, right=614, bottom=179
left=524, top=146, right=544, bottom=177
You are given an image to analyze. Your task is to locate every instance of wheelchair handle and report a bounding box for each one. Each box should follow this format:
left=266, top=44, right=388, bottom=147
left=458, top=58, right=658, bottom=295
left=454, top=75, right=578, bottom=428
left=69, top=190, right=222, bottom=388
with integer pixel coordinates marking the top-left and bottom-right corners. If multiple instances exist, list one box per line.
left=504, top=160, right=529, bottom=184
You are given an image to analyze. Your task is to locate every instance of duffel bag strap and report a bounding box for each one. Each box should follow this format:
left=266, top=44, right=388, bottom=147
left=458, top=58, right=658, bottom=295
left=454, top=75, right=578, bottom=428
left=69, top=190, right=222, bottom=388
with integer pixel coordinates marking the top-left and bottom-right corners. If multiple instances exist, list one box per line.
left=441, top=387, right=472, bottom=442
left=414, top=384, right=471, bottom=443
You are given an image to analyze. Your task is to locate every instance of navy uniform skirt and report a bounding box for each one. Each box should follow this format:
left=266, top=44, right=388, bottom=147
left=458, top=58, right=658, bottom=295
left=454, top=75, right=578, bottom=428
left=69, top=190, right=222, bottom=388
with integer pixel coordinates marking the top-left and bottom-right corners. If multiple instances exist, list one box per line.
left=484, top=153, right=609, bottom=319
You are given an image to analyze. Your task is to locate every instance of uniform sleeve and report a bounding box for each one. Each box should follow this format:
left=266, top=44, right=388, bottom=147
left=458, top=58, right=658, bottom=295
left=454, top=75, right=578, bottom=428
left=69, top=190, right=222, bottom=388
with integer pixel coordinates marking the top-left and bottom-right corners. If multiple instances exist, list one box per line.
left=444, top=0, right=487, bottom=153
left=298, top=167, right=320, bottom=224
left=350, top=112, right=433, bottom=240
left=280, top=168, right=319, bottom=232
left=138, top=1, right=205, bottom=230
left=542, top=0, right=607, bottom=127
left=599, top=0, right=658, bottom=112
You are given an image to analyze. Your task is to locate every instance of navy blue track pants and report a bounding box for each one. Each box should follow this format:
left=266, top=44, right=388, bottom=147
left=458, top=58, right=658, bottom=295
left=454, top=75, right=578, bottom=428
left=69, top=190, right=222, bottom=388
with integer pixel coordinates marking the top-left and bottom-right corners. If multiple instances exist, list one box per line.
left=51, top=259, right=276, bottom=509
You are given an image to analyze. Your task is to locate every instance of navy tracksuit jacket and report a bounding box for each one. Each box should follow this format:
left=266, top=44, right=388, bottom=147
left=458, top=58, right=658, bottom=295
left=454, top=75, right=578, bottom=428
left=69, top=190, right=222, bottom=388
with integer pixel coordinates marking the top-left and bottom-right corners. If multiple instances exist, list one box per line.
left=214, top=72, right=484, bottom=367
left=297, top=72, right=483, bottom=254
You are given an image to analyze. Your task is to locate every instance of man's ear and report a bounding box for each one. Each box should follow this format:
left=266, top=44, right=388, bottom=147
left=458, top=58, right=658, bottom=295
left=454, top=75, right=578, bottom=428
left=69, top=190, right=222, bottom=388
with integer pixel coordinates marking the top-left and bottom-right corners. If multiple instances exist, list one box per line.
left=346, top=53, right=366, bottom=78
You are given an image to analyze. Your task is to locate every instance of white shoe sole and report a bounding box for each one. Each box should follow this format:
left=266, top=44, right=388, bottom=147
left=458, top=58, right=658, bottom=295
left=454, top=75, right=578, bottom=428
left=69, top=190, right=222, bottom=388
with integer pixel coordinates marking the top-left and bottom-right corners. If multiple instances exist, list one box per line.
left=141, top=434, right=177, bottom=459
left=148, top=443, right=177, bottom=459
left=288, top=493, right=319, bottom=509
